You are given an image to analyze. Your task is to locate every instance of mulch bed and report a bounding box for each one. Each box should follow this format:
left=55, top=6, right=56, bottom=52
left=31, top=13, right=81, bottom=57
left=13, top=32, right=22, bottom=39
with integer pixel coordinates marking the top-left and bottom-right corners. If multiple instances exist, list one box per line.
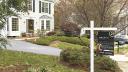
left=0, top=65, right=31, bottom=72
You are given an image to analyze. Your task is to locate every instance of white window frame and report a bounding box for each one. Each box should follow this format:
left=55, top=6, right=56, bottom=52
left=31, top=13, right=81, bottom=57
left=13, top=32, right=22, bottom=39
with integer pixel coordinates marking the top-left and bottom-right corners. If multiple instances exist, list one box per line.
left=40, top=1, right=51, bottom=14
left=41, top=20, right=45, bottom=30
left=12, top=18, right=19, bottom=31
left=46, top=20, right=51, bottom=31
left=28, top=0, right=33, bottom=11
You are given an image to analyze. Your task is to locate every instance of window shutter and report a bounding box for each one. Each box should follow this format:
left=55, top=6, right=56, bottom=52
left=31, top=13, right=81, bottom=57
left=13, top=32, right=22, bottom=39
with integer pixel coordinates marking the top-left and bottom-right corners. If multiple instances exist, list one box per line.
left=33, top=0, right=35, bottom=12
left=49, top=3, right=51, bottom=14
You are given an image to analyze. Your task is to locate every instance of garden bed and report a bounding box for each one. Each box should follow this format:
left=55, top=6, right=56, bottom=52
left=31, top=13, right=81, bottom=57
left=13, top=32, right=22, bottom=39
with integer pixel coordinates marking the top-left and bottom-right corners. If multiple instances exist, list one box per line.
left=0, top=49, right=85, bottom=72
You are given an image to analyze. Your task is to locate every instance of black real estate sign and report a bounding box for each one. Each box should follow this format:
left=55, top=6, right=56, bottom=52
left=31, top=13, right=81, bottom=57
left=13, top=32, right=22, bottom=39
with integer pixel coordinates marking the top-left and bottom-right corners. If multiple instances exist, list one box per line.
left=97, top=31, right=114, bottom=55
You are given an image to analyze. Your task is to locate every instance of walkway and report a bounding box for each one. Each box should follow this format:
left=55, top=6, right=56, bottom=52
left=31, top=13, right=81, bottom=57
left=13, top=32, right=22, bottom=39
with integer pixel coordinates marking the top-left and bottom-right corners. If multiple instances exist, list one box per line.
left=110, top=55, right=128, bottom=72
left=6, top=40, right=62, bottom=56
left=110, top=55, right=128, bottom=61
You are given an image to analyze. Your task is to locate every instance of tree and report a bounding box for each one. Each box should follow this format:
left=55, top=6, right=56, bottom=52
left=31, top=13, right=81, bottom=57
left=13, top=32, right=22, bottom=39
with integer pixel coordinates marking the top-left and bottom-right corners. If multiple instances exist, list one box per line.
left=61, top=21, right=80, bottom=36
left=54, top=0, right=73, bottom=31
left=55, top=0, right=128, bottom=35
left=0, top=0, right=28, bottom=48
left=73, top=0, right=128, bottom=27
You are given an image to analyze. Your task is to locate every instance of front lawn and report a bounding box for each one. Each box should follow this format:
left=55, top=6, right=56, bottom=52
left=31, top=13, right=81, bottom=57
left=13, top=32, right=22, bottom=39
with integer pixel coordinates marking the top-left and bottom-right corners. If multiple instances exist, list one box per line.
left=0, top=49, right=85, bottom=72
left=26, top=36, right=89, bottom=49
left=50, top=41, right=83, bottom=49
left=114, top=46, right=128, bottom=54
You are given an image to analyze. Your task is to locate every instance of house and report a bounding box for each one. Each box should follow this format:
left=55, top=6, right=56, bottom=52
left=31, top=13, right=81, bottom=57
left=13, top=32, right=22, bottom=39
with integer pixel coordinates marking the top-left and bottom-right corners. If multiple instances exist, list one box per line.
left=1, top=0, right=54, bottom=37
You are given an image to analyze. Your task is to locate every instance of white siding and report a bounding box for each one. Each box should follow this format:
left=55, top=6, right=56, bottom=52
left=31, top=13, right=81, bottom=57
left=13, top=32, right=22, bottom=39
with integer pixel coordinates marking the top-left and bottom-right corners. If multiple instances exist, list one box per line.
left=2, top=0, right=54, bottom=37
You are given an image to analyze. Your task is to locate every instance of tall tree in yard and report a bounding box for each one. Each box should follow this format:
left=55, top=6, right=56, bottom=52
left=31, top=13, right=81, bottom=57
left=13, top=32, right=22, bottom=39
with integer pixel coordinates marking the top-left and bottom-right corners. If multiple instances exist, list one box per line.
left=55, top=0, right=128, bottom=34
left=0, top=0, right=28, bottom=48
left=74, top=0, right=128, bottom=26
left=54, top=0, right=73, bottom=31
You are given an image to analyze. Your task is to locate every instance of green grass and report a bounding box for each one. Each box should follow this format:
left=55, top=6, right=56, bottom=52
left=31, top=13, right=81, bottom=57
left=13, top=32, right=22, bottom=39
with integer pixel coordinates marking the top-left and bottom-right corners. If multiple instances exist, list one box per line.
left=114, top=47, right=128, bottom=54
left=50, top=42, right=84, bottom=49
left=0, top=49, right=85, bottom=72
left=30, top=36, right=89, bottom=46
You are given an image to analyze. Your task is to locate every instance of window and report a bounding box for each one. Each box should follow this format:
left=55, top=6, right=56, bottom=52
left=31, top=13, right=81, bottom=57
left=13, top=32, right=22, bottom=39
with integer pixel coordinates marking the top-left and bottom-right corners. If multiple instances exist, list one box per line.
left=41, top=20, right=44, bottom=30
left=44, top=3, right=48, bottom=13
left=28, top=0, right=32, bottom=10
left=12, top=18, right=19, bottom=31
left=46, top=20, right=50, bottom=30
left=42, top=2, right=48, bottom=13
left=42, top=2, right=45, bottom=12
left=41, top=2, right=51, bottom=13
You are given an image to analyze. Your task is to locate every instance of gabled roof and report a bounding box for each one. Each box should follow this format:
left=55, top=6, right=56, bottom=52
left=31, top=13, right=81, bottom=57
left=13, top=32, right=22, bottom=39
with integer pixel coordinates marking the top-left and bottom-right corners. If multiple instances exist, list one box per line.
left=44, top=0, right=54, bottom=2
left=39, top=15, right=52, bottom=19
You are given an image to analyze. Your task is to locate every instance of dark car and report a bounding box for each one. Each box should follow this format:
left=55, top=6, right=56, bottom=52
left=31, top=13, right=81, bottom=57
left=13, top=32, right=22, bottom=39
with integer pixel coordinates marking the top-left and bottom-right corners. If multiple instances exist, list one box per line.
left=114, top=35, right=128, bottom=45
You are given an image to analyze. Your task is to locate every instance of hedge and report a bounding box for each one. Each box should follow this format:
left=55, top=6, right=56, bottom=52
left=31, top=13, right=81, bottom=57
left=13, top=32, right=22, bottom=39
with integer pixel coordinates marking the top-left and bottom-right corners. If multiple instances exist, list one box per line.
left=35, top=36, right=90, bottom=46
left=60, top=48, right=122, bottom=72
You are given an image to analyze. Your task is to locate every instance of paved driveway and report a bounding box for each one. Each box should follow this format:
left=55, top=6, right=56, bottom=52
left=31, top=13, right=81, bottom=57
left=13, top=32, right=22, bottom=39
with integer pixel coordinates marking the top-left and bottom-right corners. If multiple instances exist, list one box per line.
left=6, top=40, right=62, bottom=56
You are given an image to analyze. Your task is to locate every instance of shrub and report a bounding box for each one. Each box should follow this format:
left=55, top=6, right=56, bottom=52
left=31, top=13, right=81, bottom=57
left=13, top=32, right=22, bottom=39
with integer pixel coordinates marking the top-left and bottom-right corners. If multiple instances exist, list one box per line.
left=60, top=48, right=122, bottom=72
left=26, top=66, right=49, bottom=72
left=61, top=22, right=80, bottom=36
left=57, top=36, right=90, bottom=46
left=55, top=30, right=65, bottom=36
left=35, top=36, right=90, bottom=46
left=36, top=29, right=46, bottom=37
left=21, top=33, right=26, bottom=37
left=35, top=37, right=57, bottom=46
left=60, top=47, right=90, bottom=68
left=95, top=56, right=122, bottom=72
left=46, top=31, right=56, bottom=36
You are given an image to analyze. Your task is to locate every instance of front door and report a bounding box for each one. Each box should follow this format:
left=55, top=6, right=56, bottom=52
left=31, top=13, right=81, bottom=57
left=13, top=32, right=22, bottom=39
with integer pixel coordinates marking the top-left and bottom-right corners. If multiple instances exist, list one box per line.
left=27, top=19, right=34, bottom=33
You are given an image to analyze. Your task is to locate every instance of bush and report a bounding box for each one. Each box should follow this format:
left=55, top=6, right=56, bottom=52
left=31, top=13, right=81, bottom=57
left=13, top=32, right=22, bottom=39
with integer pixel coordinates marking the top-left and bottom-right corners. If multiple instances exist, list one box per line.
left=61, top=22, right=80, bottom=36
left=55, top=30, right=65, bottom=36
left=57, top=36, right=89, bottom=46
left=36, top=29, right=46, bottom=37
left=95, top=56, right=122, bottom=72
left=21, top=33, right=26, bottom=37
left=60, top=48, right=122, bottom=72
left=60, top=47, right=90, bottom=68
left=26, top=66, right=49, bottom=72
left=35, top=37, right=57, bottom=46
left=46, top=31, right=56, bottom=36
left=35, top=36, right=90, bottom=46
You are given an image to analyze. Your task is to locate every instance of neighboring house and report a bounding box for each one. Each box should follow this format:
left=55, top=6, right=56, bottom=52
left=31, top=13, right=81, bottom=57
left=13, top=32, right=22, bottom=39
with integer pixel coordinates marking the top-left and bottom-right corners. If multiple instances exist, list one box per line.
left=115, top=16, right=128, bottom=35
left=80, top=16, right=128, bottom=36
left=1, top=0, right=54, bottom=37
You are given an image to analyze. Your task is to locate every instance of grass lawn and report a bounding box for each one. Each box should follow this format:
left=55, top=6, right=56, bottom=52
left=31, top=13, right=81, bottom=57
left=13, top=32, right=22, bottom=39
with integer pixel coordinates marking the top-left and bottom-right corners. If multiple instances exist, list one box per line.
left=114, top=47, right=128, bottom=54
left=49, top=41, right=84, bottom=49
left=26, top=36, right=89, bottom=50
left=0, top=49, right=85, bottom=72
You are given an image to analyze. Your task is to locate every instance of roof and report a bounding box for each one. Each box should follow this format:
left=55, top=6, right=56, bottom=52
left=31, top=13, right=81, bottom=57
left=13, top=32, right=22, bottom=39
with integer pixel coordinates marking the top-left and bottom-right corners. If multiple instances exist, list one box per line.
left=44, top=0, right=54, bottom=2
left=39, top=15, right=52, bottom=19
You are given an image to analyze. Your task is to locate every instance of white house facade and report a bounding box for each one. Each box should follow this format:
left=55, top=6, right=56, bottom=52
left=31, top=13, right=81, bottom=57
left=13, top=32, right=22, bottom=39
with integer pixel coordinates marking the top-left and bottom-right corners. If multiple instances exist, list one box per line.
left=1, top=0, right=54, bottom=37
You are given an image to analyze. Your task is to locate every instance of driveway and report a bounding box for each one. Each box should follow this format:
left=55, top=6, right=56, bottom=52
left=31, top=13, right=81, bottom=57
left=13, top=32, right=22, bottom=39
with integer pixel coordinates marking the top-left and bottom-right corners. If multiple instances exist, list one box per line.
left=6, top=40, right=62, bottom=56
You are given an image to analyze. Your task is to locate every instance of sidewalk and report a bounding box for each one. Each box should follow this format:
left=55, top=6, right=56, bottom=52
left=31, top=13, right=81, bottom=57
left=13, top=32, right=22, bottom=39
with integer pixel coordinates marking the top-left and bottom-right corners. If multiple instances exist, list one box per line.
left=110, top=55, right=128, bottom=61
left=109, top=55, right=128, bottom=72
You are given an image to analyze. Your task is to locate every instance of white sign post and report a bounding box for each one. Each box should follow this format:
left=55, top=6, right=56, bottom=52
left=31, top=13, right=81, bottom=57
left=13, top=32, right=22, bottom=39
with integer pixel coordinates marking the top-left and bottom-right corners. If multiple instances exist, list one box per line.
left=83, top=21, right=117, bottom=72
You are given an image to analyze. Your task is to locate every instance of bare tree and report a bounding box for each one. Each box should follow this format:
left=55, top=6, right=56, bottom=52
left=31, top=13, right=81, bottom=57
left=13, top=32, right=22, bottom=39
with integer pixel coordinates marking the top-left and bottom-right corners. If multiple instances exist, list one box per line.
left=73, top=0, right=128, bottom=27
left=55, top=0, right=128, bottom=34
left=54, top=0, right=74, bottom=31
